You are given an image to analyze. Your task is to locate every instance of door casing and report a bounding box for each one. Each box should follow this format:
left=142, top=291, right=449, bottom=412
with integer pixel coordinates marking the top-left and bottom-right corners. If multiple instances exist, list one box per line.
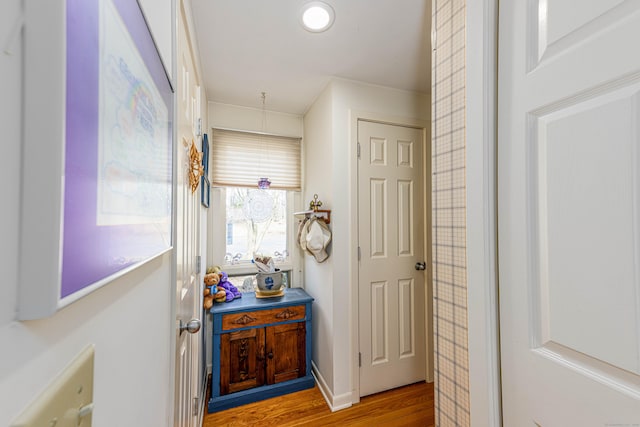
left=349, top=110, right=432, bottom=404
left=464, top=0, right=502, bottom=425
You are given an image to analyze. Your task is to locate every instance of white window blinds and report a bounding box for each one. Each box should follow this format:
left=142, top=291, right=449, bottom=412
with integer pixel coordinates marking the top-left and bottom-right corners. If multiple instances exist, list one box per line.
left=211, top=129, right=302, bottom=191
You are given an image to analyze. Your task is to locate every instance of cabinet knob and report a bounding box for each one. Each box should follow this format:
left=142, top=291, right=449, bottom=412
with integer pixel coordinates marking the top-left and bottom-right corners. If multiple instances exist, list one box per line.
left=179, top=318, right=201, bottom=334
left=267, top=351, right=274, bottom=359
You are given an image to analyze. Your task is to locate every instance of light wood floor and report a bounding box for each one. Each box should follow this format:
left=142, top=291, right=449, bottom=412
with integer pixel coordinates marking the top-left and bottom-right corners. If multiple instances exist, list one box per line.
left=203, top=381, right=434, bottom=427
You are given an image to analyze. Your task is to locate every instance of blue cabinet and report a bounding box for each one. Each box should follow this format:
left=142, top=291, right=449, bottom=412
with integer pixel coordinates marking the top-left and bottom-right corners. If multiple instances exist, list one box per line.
left=208, top=288, right=315, bottom=412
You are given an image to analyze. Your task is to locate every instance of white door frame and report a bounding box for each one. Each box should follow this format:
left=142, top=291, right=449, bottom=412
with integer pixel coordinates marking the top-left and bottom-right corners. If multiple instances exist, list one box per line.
left=348, top=110, right=431, bottom=404
left=161, top=2, right=503, bottom=423
left=465, top=0, right=502, bottom=426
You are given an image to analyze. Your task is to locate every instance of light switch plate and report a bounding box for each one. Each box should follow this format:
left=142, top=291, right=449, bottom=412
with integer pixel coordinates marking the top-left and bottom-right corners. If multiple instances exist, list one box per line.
left=11, top=345, right=95, bottom=427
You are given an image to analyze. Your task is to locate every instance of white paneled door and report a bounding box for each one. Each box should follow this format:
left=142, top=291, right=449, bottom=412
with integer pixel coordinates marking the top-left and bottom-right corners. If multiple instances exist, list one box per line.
left=499, top=1, right=640, bottom=425
left=358, top=120, right=427, bottom=396
left=174, top=3, right=202, bottom=426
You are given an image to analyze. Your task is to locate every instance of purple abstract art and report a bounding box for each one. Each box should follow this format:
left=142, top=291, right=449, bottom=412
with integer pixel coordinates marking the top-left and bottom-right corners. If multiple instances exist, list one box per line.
left=62, top=0, right=173, bottom=300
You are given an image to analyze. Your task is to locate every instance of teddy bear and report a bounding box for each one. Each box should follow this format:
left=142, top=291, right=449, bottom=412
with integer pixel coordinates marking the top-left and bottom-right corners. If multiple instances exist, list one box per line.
left=218, top=272, right=241, bottom=302
left=213, top=288, right=226, bottom=303
left=204, top=272, right=220, bottom=286
left=203, top=271, right=225, bottom=309
left=203, top=286, right=214, bottom=310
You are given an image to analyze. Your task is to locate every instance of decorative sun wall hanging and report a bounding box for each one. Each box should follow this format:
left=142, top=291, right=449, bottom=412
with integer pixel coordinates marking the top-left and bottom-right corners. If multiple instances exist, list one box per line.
left=189, top=139, right=203, bottom=194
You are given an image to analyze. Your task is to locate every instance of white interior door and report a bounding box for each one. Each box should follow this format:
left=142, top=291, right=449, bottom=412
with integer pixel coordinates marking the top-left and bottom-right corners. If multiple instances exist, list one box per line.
left=174, top=135, right=200, bottom=427
left=498, top=1, right=640, bottom=425
left=358, top=120, right=427, bottom=397
left=174, top=4, right=202, bottom=426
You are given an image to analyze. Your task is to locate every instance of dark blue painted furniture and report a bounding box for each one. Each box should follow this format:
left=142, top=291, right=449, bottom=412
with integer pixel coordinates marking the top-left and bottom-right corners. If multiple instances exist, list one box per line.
left=208, top=287, right=314, bottom=412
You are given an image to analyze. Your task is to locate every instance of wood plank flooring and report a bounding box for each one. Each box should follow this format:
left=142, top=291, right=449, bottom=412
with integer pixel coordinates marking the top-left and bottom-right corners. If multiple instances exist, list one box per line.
left=203, top=381, right=434, bottom=427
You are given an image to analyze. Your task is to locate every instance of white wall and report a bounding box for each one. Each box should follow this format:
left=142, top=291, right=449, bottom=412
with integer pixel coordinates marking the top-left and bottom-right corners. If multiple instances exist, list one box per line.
left=303, top=79, right=429, bottom=408
left=208, top=101, right=303, bottom=137
left=302, top=85, right=335, bottom=392
left=0, top=2, right=175, bottom=426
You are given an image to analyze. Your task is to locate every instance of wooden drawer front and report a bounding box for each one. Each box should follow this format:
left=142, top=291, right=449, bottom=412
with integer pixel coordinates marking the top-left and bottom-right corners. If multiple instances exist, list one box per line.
left=222, top=305, right=306, bottom=331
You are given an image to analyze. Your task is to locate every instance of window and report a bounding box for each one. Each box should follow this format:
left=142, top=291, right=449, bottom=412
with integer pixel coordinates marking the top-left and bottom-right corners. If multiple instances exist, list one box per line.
left=224, top=188, right=288, bottom=264
left=209, top=128, right=303, bottom=282
left=212, top=187, right=300, bottom=278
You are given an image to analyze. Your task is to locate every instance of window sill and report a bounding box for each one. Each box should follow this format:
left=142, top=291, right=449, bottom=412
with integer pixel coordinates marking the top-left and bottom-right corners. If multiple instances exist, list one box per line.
left=221, top=262, right=293, bottom=276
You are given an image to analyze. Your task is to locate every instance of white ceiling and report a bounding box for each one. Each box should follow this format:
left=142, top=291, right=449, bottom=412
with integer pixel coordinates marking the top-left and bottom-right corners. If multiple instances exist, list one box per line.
left=190, top=0, right=431, bottom=115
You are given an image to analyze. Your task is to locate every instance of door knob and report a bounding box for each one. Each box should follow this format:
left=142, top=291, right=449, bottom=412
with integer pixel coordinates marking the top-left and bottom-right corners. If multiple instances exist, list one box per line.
left=415, top=262, right=426, bottom=271
left=180, top=318, right=201, bottom=334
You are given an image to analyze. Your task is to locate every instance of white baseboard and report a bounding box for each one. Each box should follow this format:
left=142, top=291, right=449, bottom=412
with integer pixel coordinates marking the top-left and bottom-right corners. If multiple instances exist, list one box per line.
left=311, top=361, right=353, bottom=412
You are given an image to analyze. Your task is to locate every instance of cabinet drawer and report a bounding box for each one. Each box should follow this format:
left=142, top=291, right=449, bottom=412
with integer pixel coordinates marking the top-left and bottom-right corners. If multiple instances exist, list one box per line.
left=222, top=305, right=306, bottom=330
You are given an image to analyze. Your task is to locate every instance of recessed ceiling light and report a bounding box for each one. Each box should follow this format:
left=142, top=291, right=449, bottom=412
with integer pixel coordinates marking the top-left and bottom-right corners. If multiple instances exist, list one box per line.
left=301, top=1, right=335, bottom=33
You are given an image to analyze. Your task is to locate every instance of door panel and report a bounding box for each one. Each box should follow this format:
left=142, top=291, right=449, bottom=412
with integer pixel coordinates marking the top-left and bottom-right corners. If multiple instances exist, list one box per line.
left=174, top=2, right=202, bottom=426
left=398, top=278, right=415, bottom=358
left=534, top=87, right=640, bottom=374
left=398, top=180, right=414, bottom=256
left=358, top=120, right=426, bottom=396
left=176, top=344, right=189, bottom=427
left=267, top=322, right=306, bottom=384
left=499, top=0, right=640, bottom=424
left=221, top=328, right=266, bottom=395
left=371, top=281, right=389, bottom=364
left=370, top=179, right=387, bottom=257
left=529, top=0, right=635, bottom=70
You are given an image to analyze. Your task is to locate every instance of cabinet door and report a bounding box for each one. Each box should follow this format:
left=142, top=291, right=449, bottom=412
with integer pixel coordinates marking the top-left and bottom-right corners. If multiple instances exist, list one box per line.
left=220, top=328, right=265, bottom=395
left=266, top=322, right=306, bottom=384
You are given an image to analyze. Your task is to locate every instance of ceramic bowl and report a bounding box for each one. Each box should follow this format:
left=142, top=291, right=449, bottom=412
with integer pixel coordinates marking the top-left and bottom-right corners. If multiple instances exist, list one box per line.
left=255, top=272, right=283, bottom=291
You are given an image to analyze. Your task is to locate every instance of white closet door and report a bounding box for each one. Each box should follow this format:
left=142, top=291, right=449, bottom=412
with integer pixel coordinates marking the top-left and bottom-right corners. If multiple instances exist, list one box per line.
left=358, top=120, right=427, bottom=396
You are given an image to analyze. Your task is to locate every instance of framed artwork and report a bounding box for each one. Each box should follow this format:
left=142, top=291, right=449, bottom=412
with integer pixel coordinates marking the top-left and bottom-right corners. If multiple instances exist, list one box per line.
left=202, top=133, right=210, bottom=174
left=19, top=0, right=174, bottom=319
left=201, top=133, right=210, bottom=207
